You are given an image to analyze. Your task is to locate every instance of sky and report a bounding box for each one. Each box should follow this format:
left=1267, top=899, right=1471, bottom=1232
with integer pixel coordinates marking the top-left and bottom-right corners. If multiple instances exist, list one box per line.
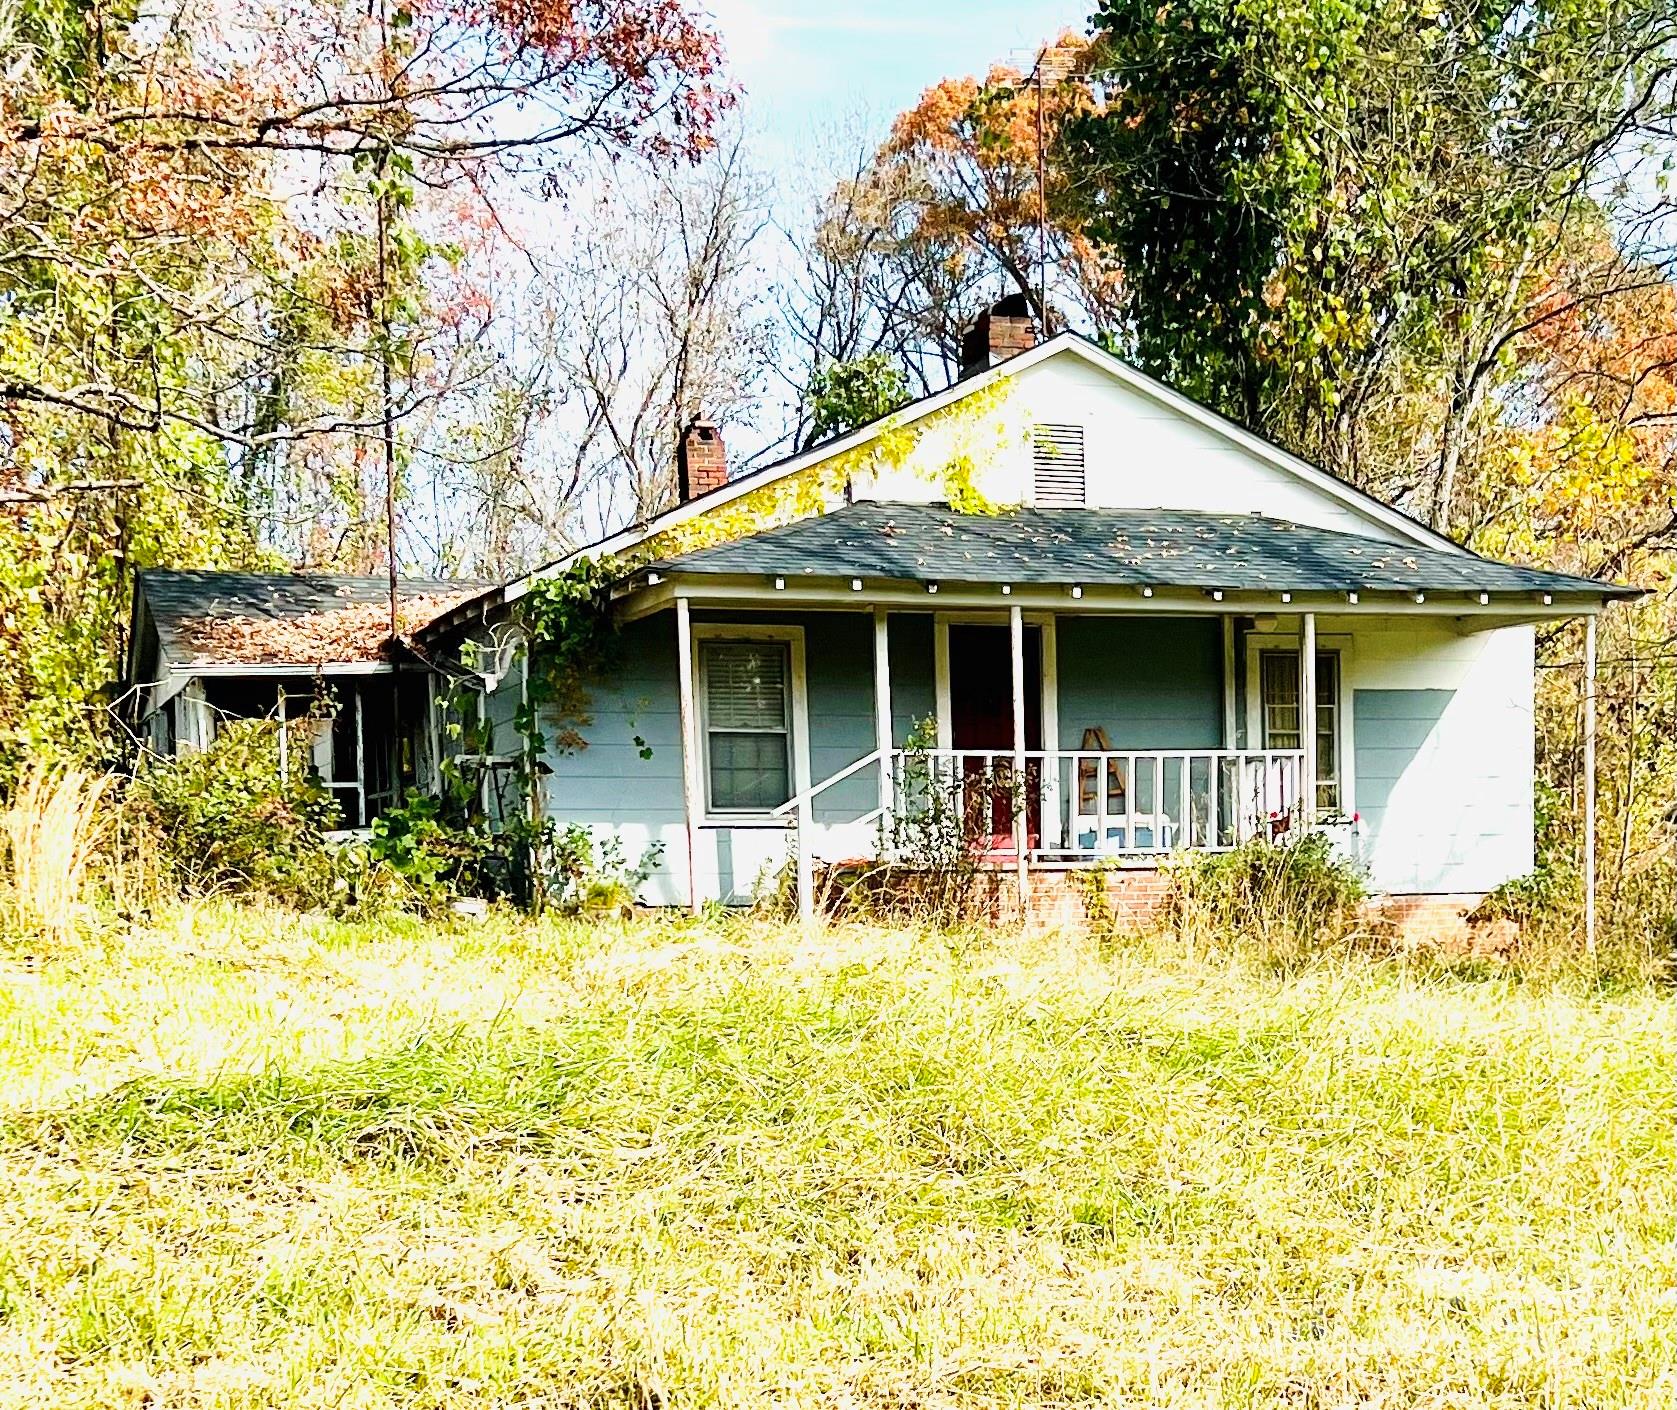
left=706, top=0, right=1093, bottom=168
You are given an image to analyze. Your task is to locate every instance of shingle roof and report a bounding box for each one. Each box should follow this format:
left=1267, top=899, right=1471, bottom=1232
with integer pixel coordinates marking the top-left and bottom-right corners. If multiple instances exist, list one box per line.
left=649, top=502, right=1635, bottom=600
left=138, top=570, right=491, bottom=667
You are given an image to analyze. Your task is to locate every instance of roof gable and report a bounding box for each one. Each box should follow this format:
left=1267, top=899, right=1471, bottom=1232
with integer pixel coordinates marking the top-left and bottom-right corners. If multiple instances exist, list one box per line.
left=422, top=335, right=1493, bottom=640
left=536, top=333, right=1461, bottom=573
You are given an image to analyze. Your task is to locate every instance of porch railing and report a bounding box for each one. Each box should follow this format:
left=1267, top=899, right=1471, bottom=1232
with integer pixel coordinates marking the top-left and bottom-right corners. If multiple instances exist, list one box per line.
left=889, top=749, right=1306, bottom=861
left=771, top=746, right=1307, bottom=917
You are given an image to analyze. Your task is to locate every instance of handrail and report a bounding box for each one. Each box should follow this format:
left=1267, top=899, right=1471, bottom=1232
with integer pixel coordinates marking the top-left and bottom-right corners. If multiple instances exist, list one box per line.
left=769, top=745, right=889, bottom=818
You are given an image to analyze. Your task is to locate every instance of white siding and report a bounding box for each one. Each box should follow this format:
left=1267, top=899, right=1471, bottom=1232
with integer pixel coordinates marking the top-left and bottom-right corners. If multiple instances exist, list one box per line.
left=856, top=351, right=1422, bottom=544
left=1345, top=620, right=1534, bottom=894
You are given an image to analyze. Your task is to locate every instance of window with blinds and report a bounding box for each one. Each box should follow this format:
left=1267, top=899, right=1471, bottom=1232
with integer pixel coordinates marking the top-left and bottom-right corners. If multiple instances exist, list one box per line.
left=1031, top=423, right=1086, bottom=506
left=701, top=640, right=792, bottom=812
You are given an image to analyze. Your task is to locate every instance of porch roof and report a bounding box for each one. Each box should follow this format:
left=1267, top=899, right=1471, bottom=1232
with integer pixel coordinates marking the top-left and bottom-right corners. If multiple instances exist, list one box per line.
left=646, top=502, right=1637, bottom=603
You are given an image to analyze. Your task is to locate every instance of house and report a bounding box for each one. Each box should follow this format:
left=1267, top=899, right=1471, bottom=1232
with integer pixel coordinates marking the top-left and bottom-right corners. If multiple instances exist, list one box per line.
left=124, top=569, right=484, bottom=828
left=416, top=300, right=1636, bottom=928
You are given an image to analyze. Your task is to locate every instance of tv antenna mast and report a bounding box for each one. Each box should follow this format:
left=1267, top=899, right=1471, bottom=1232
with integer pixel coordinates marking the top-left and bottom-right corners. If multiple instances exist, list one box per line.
left=1021, top=41, right=1084, bottom=334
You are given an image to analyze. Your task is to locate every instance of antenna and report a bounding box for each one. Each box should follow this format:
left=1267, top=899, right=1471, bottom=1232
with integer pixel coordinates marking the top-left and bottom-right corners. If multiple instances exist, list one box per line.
left=1022, top=41, right=1084, bottom=334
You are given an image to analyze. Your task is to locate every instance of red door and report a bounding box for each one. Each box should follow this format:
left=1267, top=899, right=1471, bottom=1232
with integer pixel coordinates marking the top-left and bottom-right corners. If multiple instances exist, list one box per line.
left=948, top=625, right=1042, bottom=853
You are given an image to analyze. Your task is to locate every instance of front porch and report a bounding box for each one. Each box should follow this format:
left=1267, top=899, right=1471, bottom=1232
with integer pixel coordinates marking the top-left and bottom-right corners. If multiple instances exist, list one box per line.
left=708, top=604, right=1321, bottom=920
left=638, top=598, right=1376, bottom=919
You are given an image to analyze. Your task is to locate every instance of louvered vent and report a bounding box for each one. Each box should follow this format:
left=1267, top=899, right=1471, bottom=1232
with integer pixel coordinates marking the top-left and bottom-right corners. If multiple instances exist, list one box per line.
left=1032, top=423, right=1086, bottom=506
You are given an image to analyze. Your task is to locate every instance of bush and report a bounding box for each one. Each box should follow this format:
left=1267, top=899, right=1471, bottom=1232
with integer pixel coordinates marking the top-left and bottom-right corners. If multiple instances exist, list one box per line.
left=549, top=823, right=662, bottom=917
left=129, top=719, right=339, bottom=903
left=368, top=794, right=493, bottom=901
left=1169, top=832, right=1368, bottom=964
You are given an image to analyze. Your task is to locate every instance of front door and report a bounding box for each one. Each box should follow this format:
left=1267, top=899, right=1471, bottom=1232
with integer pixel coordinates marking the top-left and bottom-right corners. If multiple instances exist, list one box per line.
left=948, top=625, right=1042, bottom=851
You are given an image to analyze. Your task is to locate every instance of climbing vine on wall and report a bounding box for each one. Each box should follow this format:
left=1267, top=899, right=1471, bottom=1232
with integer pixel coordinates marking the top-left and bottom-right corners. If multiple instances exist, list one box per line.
left=514, top=557, right=622, bottom=756
left=637, top=377, right=1023, bottom=559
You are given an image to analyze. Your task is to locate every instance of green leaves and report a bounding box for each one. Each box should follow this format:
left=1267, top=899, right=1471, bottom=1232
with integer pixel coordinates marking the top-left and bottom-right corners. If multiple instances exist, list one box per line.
left=805, top=353, right=912, bottom=443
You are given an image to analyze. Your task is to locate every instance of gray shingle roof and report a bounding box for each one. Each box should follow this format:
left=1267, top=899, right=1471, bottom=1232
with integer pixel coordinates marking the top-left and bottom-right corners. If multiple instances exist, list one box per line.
left=138, top=569, right=491, bottom=666
left=649, top=502, right=1635, bottom=600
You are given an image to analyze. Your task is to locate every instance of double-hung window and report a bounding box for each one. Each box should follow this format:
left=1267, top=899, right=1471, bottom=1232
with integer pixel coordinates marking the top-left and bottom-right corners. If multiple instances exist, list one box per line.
left=701, top=639, right=793, bottom=814
left=1259, top=648, right=1341, bottom=811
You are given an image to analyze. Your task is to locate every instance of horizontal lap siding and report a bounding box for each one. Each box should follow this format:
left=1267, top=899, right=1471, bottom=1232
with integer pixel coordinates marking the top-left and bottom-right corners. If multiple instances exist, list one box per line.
left=890, top=613, right=937, bottom=747
left=539, top=609, right=889, bottom=903
left=1055, top=616, right=1223, bottom=750
left=541, top=614, right=685, bottom=829
left=1345, top=623, right=1534, bottom=894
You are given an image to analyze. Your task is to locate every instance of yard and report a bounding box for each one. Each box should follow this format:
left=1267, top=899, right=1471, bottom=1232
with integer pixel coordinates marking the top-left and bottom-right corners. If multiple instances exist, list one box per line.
left=0, top=907, right=1670, bottom=1408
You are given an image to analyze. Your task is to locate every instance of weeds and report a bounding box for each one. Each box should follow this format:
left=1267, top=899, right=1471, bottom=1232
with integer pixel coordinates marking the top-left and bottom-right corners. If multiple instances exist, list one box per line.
left=0, top=905, right=1669, bottom=1407
left=1168, top=833, right=1368, bottom=967
left=1, top=765, right=111, bottom=944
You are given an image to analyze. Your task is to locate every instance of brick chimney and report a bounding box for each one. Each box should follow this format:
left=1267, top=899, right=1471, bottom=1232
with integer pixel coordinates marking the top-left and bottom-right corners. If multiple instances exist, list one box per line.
left=676, top=420, right=727, bottom=501
left=959, top=294, right=1038, bottom=379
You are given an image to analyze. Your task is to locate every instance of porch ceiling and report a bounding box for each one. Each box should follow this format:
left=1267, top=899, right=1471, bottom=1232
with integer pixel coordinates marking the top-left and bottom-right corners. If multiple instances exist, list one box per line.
left=643, top=502, right=1636, bottom=604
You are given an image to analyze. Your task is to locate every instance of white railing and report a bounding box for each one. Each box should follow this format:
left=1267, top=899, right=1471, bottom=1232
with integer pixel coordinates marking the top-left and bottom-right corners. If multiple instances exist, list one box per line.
left=769, top=746, right=1306, bottom=918
left=888, top=748, right=1307, bottom=860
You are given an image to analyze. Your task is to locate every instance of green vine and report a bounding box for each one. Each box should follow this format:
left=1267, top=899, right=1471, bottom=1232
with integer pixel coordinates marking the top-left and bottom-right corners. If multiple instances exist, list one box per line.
left=514, top=557, right=620, bottom=747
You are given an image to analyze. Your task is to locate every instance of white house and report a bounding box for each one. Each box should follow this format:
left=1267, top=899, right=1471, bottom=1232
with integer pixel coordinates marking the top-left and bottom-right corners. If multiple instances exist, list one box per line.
left=418, top=300, right=1635, bottom=926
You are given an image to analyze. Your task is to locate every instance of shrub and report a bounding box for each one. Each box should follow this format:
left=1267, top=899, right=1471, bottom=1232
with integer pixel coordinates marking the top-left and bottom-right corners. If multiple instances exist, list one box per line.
left=368, top=794, right=493, bottom=901
left=1169, top=832, right=1368, bottom=964
left=549, top=823, right=662, bottom=917
left=827, top=717, right=1013, bottom=928
left=1, top=765, right=112, bottom=943
left=129, top=718, right=338, bottom=902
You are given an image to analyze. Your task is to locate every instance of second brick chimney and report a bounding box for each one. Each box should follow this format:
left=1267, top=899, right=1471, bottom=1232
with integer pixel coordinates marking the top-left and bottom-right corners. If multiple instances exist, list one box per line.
left=959, top=294, right=1038, bottom=379
left=676, top=420, right=728, bottom=501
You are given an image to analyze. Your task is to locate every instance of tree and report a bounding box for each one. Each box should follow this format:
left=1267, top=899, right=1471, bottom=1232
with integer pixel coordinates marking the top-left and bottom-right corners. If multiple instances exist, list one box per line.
left=778, top=38, right=1115, bottom=414
left=418, top=133, right=774, bottom=571
left=804, top=354, right=911, bottom=444
left=0, top=0, right=731, bottom=767
left=1062, top=0, right=1677, bottom=529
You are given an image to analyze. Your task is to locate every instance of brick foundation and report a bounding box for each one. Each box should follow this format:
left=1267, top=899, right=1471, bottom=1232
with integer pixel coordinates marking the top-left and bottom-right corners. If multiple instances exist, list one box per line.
left=1023, top=872, right=1493, bottom=940
left=1024, top=868, right=1173, bottom=931
left=820, top=859, right=1491, bottom=943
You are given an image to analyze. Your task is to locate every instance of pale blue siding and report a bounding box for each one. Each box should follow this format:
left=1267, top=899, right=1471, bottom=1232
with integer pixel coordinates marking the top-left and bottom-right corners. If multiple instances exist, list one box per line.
left=1056, top=617, right=1223, bottom=749
left=1353, top=689, right=1453, bottom=892
left=889, top=613, right=937, bottom=747
left=540, top=614, right=686, bottom=830
left=541, top=610, right=891, bottom=830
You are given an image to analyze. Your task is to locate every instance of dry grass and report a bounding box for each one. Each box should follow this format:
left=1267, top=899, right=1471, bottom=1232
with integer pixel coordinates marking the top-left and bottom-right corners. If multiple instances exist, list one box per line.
left=2, top=766, right=112, bottom=943
left=0, top=904, right=1670, bottom=1408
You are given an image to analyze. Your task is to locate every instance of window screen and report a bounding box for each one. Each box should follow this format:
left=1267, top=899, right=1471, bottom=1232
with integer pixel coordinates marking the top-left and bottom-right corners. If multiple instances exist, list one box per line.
left=1260, top=648, right=1341, bottom=811
left=1032, top=423, right=1086, bottom=506
left=702, top=640, right=791, bottom=812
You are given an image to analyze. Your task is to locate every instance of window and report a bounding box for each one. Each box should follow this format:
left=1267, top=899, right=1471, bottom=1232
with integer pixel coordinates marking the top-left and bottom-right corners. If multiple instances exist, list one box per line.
left=1260, top=649, right=1341, bottom=811
left=1032, top=423, right=1086, bottom=506
left=701, top=639, right=792, bottom=813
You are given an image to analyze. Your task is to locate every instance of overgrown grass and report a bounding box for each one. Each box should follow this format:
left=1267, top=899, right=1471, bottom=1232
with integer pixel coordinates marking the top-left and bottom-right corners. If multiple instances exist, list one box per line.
left=0, top=904, right=1670, bottom=1407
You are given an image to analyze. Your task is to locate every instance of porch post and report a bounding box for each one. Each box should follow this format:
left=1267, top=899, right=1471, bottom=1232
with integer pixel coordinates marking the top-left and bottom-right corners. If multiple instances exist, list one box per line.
left=1220, top=616, right=1237, bottom=747
left=1584, top=612, right=1597, bottom=955
left=1009, top=603, right=1029, bottom=913
left=675, top=597, right=702, bottom=916
left=276, top=684, right=288, bottom=778
left=873, top=608, right=893, bottom=821
left=1300, top=611, right=1317, bottom=826
left=426, top=672, right=442, bottom=794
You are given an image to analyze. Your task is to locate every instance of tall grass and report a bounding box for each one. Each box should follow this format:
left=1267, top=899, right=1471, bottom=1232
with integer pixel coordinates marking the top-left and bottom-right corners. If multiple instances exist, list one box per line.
left=0, top=905, right=1669, bottom=1407
left=1, top=765, right=111, bottom=943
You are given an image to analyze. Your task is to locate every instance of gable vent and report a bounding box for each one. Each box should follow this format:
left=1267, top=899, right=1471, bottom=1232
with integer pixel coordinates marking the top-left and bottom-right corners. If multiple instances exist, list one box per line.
left=1032, top=423, right=1086, bottom=506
